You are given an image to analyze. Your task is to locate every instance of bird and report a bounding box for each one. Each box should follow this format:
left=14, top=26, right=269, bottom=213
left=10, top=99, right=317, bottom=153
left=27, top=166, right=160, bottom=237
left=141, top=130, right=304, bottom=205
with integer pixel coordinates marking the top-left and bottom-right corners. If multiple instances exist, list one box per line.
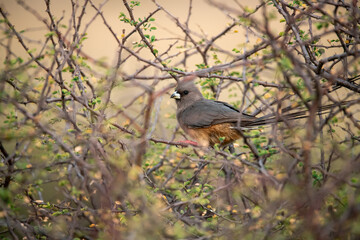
left=170, top=76, right=351, bottom=148
left=170, top=76, right=260, bottom=148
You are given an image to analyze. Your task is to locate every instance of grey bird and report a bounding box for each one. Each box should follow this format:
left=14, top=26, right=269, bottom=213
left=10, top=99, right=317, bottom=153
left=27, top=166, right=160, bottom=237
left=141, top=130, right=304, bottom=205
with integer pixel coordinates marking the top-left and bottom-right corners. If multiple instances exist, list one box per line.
left=170, top=76, right=259, bottom=147
left=170, top=76, right=350, bottom=148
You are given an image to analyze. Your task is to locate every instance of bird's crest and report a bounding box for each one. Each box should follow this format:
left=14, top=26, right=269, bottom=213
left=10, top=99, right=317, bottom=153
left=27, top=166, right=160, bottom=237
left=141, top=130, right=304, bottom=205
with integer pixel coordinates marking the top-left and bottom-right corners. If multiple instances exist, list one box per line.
left=181, top=75, right=197, bottom=83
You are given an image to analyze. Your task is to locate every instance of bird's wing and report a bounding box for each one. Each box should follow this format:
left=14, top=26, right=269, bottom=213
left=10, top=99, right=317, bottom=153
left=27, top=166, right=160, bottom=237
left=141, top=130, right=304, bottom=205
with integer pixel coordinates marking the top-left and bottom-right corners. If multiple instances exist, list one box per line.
left=179, top=99, right=257, bottom=128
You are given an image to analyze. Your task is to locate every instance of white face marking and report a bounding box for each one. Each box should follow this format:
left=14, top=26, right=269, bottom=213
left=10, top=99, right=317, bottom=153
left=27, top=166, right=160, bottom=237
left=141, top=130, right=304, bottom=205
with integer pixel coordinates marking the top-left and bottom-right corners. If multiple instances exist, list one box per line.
left=170, top=91, right=181, bottom=100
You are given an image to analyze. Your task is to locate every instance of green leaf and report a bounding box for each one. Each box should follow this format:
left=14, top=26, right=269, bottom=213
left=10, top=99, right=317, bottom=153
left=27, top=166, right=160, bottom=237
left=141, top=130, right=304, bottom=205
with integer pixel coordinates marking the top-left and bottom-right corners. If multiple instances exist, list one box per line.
left=279, top=56, right=293, bottom=70
left=0, top=189, right=11, bottom=204
left=27, top=48, right=37, bottom=54
left=45, top=31, right=56, bottom=37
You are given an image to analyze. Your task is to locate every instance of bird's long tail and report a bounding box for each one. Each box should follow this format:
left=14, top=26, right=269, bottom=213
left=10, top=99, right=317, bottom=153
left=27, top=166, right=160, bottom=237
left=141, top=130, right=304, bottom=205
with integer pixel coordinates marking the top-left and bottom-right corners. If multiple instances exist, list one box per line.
left=244, top=99, right=359, bottom=127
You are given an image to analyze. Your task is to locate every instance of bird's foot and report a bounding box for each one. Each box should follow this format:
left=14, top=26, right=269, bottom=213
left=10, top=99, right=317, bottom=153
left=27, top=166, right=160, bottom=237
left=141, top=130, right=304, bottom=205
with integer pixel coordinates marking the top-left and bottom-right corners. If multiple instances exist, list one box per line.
left=175, top=140, right=198, bottom=147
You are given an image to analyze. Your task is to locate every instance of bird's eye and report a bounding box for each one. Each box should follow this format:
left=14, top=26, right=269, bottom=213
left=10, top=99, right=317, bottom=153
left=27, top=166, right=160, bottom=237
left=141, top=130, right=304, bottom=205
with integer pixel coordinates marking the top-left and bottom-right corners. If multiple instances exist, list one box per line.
left=183, top=90, right=189, bottom=95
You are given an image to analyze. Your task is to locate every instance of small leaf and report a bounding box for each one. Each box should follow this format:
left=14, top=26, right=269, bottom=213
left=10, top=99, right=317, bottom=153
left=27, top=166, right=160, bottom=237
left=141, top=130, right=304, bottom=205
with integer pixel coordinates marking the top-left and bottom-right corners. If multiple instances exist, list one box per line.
left=45, top=31, right=56, bottom=37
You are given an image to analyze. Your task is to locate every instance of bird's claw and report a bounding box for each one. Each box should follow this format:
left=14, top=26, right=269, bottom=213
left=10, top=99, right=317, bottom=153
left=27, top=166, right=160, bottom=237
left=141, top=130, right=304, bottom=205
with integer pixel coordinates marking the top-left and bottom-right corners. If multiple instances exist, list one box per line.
left=175, top=140, right=198, bottom=147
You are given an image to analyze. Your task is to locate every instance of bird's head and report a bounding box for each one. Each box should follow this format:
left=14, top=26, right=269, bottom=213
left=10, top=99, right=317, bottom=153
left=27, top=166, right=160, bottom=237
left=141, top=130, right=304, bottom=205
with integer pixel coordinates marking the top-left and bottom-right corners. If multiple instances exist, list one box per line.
left=171, top=76, right=203, bottom=109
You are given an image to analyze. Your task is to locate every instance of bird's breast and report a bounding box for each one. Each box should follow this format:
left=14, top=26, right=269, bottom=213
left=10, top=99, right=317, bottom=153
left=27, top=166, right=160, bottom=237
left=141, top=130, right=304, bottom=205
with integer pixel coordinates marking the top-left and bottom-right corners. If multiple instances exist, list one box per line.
left=184, top=123, right=241, bottom=147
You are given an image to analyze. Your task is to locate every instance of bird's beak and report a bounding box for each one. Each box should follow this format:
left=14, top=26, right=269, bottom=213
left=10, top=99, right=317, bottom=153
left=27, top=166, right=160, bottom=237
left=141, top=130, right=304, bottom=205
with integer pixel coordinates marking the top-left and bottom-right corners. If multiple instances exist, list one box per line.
left=170, top=91, right=181, bottom=100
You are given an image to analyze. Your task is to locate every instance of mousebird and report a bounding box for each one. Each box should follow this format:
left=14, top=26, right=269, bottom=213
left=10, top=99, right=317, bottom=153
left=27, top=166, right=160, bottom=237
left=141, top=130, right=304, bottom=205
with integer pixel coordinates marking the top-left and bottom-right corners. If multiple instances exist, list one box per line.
left=170, top=76, right=350, bottom=148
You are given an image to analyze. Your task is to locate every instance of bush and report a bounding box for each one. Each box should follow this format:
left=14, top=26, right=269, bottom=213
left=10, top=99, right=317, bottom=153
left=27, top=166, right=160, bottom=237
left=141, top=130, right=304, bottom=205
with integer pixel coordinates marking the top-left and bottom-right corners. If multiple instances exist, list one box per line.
left=0, top=0, right=359, bottom=239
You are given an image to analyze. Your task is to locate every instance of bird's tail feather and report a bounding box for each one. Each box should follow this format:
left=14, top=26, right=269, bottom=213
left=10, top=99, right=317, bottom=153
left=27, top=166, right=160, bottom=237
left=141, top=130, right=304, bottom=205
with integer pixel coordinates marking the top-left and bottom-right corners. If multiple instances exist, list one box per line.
left=244, top=100, right=358, bottom=127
